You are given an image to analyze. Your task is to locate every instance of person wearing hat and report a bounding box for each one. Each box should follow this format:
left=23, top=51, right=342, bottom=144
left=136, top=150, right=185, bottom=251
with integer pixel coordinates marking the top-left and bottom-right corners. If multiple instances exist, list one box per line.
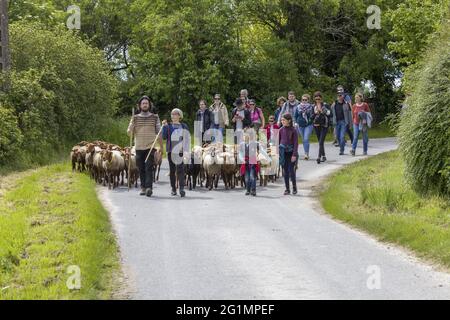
left=209, top=94, right=229, bottom=139
left=127, top=96, right=164, bottom=197
left=231, top=98, right=252, bottom=131
left=162, top=108, right=190, bottom=197
left=331, top=89, right=353, bottom=155
left=333, top=86, right=354, bottom=146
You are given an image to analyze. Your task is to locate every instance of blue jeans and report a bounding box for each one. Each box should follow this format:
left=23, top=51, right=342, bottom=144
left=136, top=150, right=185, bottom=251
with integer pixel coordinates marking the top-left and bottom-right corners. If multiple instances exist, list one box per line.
left=245, top=165, right=257, bottom=193
left=352, top=124, right=369, bottom=153
left=298, top=125, right=313, bottom=155
left=283, top=151, right=297, bottom=191
left=335, top=120, right=347, bottom=153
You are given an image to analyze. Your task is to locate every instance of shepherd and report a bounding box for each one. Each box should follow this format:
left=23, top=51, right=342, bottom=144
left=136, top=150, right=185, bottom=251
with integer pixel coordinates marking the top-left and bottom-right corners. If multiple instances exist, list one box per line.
left=127, top=96, right=164, bottom=197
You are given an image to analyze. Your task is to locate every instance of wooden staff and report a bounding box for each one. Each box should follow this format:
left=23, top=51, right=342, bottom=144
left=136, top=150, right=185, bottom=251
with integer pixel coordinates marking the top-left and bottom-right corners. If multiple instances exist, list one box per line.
left=145, top=126, right=163, bottom=164
left=127, top=107, right=135, bottom=191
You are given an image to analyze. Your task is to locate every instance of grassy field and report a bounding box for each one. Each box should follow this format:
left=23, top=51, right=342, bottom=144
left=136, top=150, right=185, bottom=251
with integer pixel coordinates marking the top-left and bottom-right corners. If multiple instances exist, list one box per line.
left=0, top=163, right=120, bottom=299
left=320, top=151, right=450, bottom=268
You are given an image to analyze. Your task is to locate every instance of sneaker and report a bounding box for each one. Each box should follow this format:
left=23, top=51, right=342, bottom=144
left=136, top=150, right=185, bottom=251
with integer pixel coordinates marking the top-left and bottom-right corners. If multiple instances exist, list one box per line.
left=171, top=189, right=177, bottom=196
left=293, top=188, right=298, bottom=195
left=363, top=152, right=368, bottom=156
left=145, top=188, right=153, bottom=197
left=339, top=152, right=344, bottom=156
left=245, top=191, right=250, bottom=196
left=304, top=154, right=309, bottom=161
left=284, top=190, right=291, bottom=195
left=322, top=156, right=327, bottom=162
left=140, top=188, right=146, bottom=196
left=317, top=158, right=321, bottom=164
left=180, top=190, right=186, bottom=198
left=351, top=149, right=356, bottom=157
left=251, top=191, right=257, bottom=197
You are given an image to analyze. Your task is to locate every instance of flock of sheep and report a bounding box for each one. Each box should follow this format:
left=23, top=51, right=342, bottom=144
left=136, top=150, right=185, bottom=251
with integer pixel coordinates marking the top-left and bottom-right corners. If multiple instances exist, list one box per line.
left=70, top=141, right=281, bottom=191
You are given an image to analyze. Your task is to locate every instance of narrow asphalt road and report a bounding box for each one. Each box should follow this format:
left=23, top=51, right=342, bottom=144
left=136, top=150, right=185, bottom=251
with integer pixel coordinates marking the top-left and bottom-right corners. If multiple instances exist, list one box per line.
left=98, top=138, right=450, bottom=300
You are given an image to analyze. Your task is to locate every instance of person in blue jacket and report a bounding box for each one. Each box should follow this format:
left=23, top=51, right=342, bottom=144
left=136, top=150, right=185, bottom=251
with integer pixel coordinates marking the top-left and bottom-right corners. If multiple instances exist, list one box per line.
left=162, top=108, right=190, bottom=197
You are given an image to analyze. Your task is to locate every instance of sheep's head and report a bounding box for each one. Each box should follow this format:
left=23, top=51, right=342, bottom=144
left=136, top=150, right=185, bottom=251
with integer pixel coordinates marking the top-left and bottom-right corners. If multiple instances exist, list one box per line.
left=103, top=150, right=113, bottom=163
left=87, top=144, right=96, bottom=153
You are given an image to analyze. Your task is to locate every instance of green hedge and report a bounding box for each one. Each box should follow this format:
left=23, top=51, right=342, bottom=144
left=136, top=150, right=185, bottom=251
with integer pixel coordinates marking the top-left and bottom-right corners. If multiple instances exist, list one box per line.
left=0, top=22, right=119, bottom=169
left=398, top=20, right=450, bottom=196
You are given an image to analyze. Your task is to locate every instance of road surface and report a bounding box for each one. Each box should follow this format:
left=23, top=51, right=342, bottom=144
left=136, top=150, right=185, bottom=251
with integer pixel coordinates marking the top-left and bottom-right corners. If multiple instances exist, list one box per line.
left=97, top=138, right=450, bottom=299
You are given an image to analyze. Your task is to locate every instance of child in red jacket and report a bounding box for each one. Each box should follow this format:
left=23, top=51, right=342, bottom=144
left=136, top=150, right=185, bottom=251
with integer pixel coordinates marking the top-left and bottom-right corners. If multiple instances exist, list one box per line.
left=264, top=115, right=280, bottom=146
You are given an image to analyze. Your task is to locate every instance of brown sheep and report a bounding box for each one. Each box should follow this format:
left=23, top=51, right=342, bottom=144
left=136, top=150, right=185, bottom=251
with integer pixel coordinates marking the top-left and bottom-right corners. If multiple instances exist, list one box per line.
left=70, top=146, right=80, bottom=172
left=102, top=150, right=125, bottom=190
left=124, top=149, right=139, bottom=188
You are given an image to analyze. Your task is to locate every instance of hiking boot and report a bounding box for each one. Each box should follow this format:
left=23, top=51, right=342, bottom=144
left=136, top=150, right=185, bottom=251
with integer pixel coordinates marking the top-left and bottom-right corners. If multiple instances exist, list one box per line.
left=140, top=188, right=146, bottom=196
left=351, top=149, right=356, bottom=156
left=145, top=188, right=153, bottom=197
left=284, top=189, right=291, bottom=195
left=180, top=190, right=186, bottom=198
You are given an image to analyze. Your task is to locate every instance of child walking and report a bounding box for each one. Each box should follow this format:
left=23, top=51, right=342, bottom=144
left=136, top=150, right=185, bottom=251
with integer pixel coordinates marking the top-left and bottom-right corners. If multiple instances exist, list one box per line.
left=279, top=114, right=299, bottom=195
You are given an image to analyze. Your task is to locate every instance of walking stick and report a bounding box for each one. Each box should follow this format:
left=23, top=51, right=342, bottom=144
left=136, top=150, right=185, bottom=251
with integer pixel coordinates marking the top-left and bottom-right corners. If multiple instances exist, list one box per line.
left=145, top=126, right=163, bottom=164
left=128, top=107, right=135, bottom=192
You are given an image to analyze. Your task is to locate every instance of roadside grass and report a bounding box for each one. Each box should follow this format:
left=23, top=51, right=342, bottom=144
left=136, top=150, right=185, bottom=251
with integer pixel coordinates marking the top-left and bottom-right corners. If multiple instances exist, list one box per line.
left=320, top=151, right=450, bottom=268
left=0, top=163, right=119, bottom=299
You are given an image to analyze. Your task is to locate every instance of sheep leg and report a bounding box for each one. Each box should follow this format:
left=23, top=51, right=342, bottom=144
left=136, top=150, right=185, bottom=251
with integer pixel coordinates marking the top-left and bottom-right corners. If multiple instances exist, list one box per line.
left=214, top=175, right=219, bottom=189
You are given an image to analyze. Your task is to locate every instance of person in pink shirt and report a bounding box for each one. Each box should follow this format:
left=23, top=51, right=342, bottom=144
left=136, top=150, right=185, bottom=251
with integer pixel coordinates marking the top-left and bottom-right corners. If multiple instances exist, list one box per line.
left=351, top=93, right=372, bottom=156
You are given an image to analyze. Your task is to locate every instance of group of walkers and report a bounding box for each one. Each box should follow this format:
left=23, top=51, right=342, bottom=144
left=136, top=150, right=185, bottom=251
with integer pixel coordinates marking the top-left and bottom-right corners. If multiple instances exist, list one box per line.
left=127, top=86, right=373, bottom=198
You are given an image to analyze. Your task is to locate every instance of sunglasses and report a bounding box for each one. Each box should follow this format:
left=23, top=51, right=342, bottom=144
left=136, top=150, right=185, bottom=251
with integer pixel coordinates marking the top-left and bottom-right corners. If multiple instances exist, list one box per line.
left=302, top=99, right=308, bottom=102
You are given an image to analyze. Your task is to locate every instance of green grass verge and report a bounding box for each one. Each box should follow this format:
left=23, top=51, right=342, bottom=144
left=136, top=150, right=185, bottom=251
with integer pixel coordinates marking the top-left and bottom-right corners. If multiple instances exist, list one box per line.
left=0, top=163, right=120, bottom=299
left=320, top=151, right=450, bottom=268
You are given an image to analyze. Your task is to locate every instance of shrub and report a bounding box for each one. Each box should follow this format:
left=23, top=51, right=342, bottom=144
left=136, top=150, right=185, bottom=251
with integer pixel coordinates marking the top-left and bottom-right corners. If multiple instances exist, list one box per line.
left=0, top=21, right=119, bottom=169
left=398, top=20, right=450, bottom=196
left=0, top=105, right=23, bottom=165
